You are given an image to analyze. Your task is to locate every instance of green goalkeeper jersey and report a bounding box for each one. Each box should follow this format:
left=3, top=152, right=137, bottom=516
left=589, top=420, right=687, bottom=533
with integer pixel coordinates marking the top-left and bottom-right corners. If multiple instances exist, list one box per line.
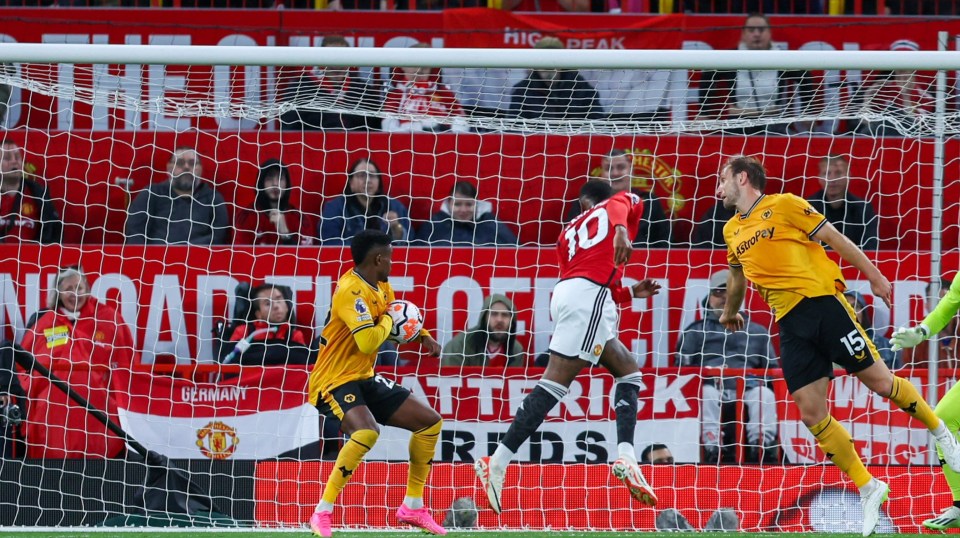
left=924, top=276, right=960, bottom=334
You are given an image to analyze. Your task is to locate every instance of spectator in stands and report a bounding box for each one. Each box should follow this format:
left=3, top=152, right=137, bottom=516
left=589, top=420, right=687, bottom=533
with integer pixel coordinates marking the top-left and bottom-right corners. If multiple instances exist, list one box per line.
left=843, top=290, right=902, bottom=370
left=584, top=67, right=683, bottom=123
left=640, top=443, right=675, bottom=464
left=18, top=266, right=135, bottom=458
left=509, top=37, right=603, bottom=121
left=698, top=14, right=815, bottom=135
left=567, top=149, right=671, bottom=248
left=278, top=35, right=381, bottom=132
left=318, top=157, right=411, bottom=245
left=125, top=146, right=229, bottom=245
left=234, top=159, right=316, bottom=246
left=383, top=43, right=469, bottom=133
left=445, top=66, right=525, bottom=119
left=0, top=141, right=61, bottom=244
left=224, top=284, right=311, bottom=366
left=441, top=294, right=525, bottom=367
left=677, top=269, right=779, bottom=464
left=414, top=181, right=518, bottom=246
left=691, top=201, right=737, bottom=249
left=854, top=40, right=933, bottom=137
left=805, top=155, right=878, bottom=250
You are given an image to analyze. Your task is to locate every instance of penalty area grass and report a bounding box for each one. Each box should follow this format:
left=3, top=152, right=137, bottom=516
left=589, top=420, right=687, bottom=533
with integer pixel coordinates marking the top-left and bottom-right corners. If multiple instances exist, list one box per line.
left=0, top=528, right=930, bottom=538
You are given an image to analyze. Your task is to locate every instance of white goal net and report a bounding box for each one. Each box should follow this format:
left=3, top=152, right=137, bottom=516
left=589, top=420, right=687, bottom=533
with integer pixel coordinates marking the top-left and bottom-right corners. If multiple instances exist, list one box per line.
left=0, top=42, right=958, bottom=533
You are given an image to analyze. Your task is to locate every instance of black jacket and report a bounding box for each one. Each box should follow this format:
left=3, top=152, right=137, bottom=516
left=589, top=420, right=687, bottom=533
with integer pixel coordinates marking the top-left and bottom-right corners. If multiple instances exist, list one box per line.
left=510, top=70, right=603, bottom=121
left=806, top=190, right=879, bottom=250
left=692, top=202, right=737, bottom=249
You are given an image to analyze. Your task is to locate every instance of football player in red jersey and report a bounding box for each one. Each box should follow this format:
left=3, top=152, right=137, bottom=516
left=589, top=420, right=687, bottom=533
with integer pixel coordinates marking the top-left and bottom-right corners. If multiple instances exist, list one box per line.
left=475, top=180, right=661, bottom=514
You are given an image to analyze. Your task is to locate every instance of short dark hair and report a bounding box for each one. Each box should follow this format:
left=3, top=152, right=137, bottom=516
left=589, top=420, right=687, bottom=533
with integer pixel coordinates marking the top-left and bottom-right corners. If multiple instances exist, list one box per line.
left=248, top=283, right=294, bottom=323
left=351, top=230, right=392, bottom=266
left=451, top=181, right=478, bottom=199
left=604, top=148, right=629, bottom=160
left=579, top=180, right=614, bottom=205
left=744, top=12, right=770, bottom=27
left=640, top=443, right=670, bottom=463
left=726, top=156, right=767, bottom=191
left=322, top=35, right=349, bottom=47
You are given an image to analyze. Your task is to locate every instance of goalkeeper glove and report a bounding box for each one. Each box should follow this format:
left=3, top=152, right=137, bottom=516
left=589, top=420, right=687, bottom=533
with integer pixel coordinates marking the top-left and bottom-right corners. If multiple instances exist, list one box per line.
left=890, top=324, right=930, bottom=351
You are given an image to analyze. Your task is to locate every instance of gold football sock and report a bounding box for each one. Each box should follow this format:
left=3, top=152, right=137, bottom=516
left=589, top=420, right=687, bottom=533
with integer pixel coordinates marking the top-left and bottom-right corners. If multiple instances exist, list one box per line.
left=406, top=420, right=442, bottom=499
left=889, top=376, right=939, bottom=430
left=321, top=429, right=379, bottom=505
left=809, top=415, right=872, bottom=488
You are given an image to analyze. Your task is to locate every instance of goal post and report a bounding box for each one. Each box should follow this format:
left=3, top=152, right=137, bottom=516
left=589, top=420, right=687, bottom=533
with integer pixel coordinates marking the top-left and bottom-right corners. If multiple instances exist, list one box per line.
left=0, top=42, right=958, bottom=532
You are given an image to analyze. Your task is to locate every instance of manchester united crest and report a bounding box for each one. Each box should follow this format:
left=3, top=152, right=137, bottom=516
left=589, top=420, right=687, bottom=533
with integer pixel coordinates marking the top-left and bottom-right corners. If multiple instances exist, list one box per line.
left=196, top=420, right=239, bottom=460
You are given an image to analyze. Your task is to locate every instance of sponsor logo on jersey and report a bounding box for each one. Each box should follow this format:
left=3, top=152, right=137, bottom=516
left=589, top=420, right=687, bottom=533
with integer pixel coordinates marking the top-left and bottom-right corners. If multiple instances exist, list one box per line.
left=735, top=227, right=776, bottom=257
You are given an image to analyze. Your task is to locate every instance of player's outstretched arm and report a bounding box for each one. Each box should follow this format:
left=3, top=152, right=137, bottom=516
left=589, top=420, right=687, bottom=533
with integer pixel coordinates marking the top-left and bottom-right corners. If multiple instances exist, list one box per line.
left=719, top=266, right=746, bottom=332
left=892, top=276, right=960, bottom=351
left=813, top=221, right=892, bottom=308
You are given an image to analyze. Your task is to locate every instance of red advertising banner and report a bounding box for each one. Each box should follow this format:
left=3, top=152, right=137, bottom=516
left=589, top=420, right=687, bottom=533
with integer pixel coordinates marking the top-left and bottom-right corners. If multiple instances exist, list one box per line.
left=2, top=245, right=953, bottom=366
left=0, top=130, right=957, bottom=252
left=254, top=461, right=949, bottom=532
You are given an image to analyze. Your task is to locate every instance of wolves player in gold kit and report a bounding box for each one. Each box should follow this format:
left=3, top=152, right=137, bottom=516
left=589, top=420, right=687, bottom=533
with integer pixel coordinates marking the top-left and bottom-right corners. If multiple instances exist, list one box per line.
left=716, top=156, right=960, bottom=537
left=307, top=230, right=445, bottom=537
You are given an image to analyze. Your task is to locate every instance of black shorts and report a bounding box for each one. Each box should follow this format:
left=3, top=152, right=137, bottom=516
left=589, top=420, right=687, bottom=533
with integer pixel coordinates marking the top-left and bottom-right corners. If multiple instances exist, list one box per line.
left=778, top=294, right=881, bottom=393
left=315, top=374, right=411, bottom=424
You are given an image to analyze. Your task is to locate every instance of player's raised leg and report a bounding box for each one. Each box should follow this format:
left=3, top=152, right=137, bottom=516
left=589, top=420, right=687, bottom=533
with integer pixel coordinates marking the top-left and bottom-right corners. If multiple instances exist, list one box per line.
left=923, top=383, right=960, bottom=530
left=478, top=277, right=614, bottom=513
left=599, top=337, right=656, bottom=506
left=386, top=395, right=447, bottom=535
left=855, top=359, right=960, bottom=473
left=477, top=352, right=585, bottom=513
left=311, top=398, right=381, bottom=537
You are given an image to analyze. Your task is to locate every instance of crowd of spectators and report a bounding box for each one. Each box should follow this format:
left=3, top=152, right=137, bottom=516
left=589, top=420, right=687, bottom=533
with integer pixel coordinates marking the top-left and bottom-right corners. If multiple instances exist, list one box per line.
left=262, top=20, right=935, bottom=137
left=0, top=10, right=943, bottom=467
left=0, top=137, right=884, bottom=250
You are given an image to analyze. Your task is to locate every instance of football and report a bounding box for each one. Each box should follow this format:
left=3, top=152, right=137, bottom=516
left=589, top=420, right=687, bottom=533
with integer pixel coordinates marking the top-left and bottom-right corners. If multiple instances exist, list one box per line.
left=386, top=300, right=424, bottom=344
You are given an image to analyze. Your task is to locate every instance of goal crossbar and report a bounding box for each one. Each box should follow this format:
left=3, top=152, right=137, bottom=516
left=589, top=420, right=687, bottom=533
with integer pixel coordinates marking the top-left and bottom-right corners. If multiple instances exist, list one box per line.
left=2, top=43, right=960, bottom=70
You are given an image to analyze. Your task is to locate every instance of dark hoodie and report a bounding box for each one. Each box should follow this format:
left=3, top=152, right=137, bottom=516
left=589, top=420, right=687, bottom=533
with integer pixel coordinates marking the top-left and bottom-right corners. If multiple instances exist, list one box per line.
left=441, top=294, right=525, bottom=367
left=844, top=291, right=903, bottom=369
left=413, top=198, right=518, bottom=247
left=677, top=297, right=778, bottom=392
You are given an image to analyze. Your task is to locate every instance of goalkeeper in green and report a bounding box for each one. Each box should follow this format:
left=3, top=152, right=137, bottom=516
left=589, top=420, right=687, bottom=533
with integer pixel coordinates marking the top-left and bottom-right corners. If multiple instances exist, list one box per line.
left=891, top=276, right=960, bottom=530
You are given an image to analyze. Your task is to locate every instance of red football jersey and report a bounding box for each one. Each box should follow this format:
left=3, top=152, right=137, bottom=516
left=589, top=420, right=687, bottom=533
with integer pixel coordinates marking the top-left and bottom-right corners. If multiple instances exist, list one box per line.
left=556, top=191, right=645, bottom=301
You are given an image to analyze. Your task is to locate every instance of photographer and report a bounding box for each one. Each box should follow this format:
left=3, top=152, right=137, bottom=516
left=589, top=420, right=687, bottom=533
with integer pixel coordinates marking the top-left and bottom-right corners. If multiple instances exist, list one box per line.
left=0, top=342, right=25, bottom=459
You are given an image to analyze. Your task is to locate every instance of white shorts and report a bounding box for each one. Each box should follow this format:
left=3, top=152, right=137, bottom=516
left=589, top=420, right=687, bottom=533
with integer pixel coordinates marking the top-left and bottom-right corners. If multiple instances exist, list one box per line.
left=548, top=278, right=619, bottom=364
